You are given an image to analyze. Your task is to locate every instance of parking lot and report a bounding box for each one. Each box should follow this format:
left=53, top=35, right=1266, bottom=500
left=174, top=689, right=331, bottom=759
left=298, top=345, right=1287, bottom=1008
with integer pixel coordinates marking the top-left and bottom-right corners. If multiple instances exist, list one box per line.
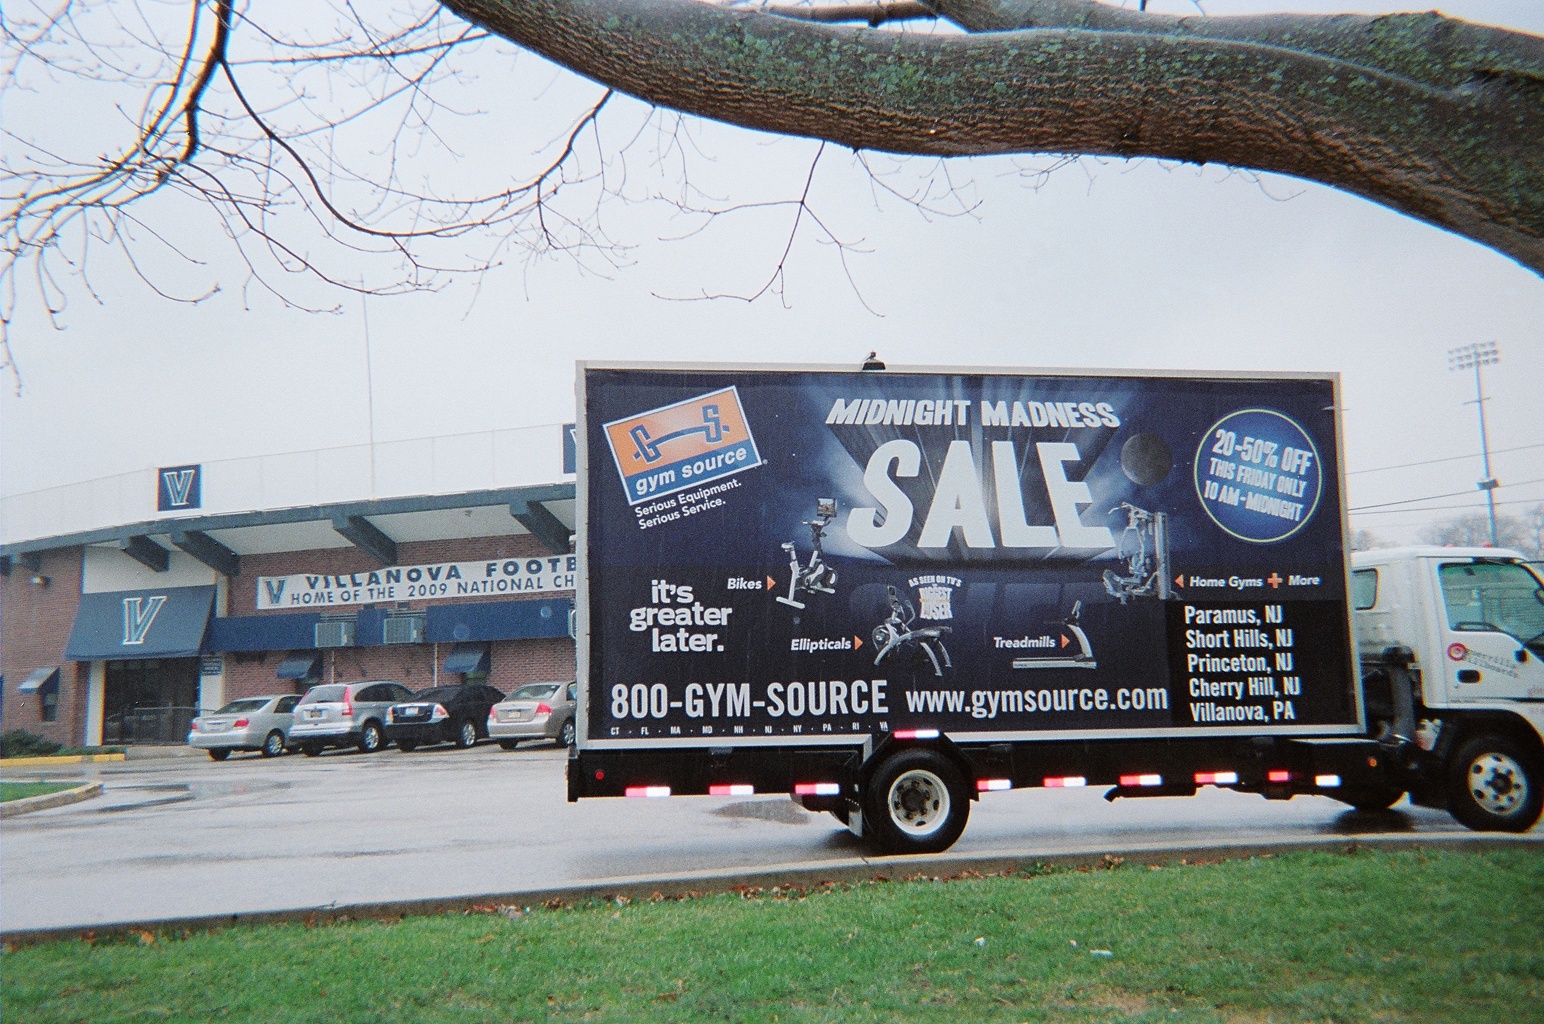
left=5, top=733, right=1509, bottom=934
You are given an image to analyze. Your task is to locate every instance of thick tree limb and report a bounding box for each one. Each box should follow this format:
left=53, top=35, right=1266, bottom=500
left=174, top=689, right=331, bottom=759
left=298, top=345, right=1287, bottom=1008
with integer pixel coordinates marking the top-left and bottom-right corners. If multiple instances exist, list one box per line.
left=439, top=0, right=1544, bottom=274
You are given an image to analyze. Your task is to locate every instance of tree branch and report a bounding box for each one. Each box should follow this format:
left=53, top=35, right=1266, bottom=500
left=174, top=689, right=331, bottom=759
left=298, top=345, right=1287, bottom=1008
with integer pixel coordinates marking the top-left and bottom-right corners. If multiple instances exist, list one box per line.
left=438, top=0, right=1544, bottom=275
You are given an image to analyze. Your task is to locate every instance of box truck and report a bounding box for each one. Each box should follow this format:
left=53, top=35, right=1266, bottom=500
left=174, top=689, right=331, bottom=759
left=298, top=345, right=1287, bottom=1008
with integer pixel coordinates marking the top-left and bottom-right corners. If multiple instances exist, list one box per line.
left=568, top=362, right=1544, bottom=852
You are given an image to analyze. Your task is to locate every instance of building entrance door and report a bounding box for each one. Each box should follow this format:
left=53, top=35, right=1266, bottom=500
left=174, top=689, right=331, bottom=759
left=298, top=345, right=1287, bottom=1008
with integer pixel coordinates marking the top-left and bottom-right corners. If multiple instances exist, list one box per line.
left=103, top=659, right=199, bottom=744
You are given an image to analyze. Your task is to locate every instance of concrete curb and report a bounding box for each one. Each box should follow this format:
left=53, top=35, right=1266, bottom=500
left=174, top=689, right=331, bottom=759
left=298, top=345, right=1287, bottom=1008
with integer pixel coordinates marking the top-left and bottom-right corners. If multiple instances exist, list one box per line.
left=1, top=831, right=1537, bottom=948
left=0, top=782, right=104, bottom=819
left=0, top=753, right=125, bottom=768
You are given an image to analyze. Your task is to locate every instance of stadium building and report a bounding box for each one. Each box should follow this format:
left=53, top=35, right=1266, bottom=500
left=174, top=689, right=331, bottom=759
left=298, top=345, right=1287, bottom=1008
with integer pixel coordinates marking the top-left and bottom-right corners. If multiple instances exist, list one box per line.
left=1, top=425, right=577, bottom=746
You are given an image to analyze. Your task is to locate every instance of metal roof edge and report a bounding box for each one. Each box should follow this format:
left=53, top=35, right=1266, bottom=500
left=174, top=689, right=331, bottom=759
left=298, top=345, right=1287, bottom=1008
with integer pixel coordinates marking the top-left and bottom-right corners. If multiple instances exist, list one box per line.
left=0, top=483, right=576, bottom=557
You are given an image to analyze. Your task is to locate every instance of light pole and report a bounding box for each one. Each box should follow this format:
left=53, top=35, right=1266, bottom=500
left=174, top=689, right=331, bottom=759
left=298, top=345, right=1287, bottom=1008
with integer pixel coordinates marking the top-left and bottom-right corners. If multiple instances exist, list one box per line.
left=1447, top=342, right=1500, bottom=546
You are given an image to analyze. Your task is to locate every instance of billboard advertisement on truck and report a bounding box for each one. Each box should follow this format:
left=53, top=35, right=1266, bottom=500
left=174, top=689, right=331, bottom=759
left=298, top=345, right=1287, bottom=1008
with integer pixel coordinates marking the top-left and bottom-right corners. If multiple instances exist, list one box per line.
left=578, top=363, right=1360, bottom=748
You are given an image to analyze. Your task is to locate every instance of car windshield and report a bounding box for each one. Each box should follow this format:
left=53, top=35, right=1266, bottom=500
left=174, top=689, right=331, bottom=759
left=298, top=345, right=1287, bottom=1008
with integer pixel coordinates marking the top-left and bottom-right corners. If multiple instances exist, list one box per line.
left=409, top=687, right=464, bottom=703
left=298, top=684, right=348, bottom=705
left=509, top=684, right=559, bottom=701
left=215, top=698, right=270, bottom=714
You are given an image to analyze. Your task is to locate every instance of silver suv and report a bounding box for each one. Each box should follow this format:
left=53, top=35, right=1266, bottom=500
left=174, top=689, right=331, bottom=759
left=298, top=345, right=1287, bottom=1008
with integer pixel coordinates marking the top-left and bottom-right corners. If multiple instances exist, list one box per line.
left=290, top=681, right=414, bottom=756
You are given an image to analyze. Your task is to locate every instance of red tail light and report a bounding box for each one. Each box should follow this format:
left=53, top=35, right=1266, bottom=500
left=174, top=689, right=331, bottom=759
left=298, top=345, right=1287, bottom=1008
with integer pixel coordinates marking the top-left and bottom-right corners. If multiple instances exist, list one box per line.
left=341, top=695, right=354, bottom=716
left=232, top=718, right=250, bottom=728
left=536, top=703, right=553, bottom=715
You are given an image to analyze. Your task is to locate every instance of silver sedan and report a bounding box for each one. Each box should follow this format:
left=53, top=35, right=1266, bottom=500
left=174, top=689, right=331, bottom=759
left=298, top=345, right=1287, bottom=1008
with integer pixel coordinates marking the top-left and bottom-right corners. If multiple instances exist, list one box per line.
left=188, top=695, right=301, bottom=760
left=487, top=681, right=577, bottom=749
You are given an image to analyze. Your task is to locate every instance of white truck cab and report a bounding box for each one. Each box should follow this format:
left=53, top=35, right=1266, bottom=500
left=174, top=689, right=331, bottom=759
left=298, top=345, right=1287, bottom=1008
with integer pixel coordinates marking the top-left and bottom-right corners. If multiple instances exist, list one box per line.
left=1352, top=546, right=1544, bottom=830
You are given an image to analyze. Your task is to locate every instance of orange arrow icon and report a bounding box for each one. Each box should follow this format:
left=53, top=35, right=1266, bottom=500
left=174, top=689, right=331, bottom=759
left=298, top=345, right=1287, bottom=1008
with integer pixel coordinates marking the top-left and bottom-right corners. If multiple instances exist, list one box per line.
left=1060, top=634, right=1070, bottom=649
left=767, top=575, right=777, bottom=591
left=1174, top=573, right=1184, bottom=588
left=854, top=635, right=863, bottom=650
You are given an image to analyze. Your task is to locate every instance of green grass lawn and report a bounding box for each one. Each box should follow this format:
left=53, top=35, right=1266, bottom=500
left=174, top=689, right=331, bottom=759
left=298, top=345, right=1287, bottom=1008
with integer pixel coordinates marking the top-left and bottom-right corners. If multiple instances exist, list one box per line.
left=0, top=781, right=76, bottom=802
left=3, top=847, right=1540, bottom=1023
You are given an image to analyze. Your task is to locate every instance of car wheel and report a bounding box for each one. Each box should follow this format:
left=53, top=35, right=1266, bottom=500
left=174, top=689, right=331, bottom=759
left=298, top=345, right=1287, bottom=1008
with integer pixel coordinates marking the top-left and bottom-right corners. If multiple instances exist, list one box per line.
left=396, top=740, right=418, bottom=753
left=498, top=740, right=520, bottom=751
left=1447, top=734, right=1543, bottom=832
left=301, top=744, right=324, bottom=757
left=358, top=721, right=385, bottom=753
left=864, top=747, right=970, bottom=855
left=560, top=719, right=576, bottom=748
left=455, top=720, right=478, bottom=749
left=207, top=748, right=231, bottom=762
left=261, top=731, right=286, bottom=758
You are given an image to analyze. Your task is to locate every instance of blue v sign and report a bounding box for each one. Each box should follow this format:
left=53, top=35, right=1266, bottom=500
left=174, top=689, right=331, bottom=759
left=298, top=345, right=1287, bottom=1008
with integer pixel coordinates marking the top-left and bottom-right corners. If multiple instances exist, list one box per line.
left=158, top=465, right=201, bottom=511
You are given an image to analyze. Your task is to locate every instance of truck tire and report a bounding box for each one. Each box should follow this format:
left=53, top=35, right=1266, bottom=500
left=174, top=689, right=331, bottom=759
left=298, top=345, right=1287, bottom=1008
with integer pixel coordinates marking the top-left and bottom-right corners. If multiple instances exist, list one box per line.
left=865, top=748, right=970, bottom=855
left=1447, top=734, right=1543, bottom=833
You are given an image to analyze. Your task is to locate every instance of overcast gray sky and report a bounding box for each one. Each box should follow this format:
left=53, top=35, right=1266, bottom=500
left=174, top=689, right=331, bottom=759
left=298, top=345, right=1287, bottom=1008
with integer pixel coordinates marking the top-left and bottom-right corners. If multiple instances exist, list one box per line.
left=3, top=0, right=1541, bottom=546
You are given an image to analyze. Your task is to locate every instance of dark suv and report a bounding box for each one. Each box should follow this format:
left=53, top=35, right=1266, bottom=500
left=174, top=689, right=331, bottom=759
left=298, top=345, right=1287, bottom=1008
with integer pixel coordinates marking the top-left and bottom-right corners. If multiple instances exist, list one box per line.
left=290, top=681, right=415, bottom=755
left=386, top=684, right=505, bottom=751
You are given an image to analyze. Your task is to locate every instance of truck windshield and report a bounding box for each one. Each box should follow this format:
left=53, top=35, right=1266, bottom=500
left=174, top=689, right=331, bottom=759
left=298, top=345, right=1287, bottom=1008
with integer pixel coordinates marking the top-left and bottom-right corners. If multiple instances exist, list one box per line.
left=1439, top=561, right=1544, bottom=651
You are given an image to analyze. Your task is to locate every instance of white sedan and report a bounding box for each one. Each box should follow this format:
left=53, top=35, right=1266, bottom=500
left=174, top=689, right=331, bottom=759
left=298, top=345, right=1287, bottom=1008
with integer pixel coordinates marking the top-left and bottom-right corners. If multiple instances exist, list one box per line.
left=188, top=695, right=301, bottom=760
left=487, top=681, right=577, bottom=749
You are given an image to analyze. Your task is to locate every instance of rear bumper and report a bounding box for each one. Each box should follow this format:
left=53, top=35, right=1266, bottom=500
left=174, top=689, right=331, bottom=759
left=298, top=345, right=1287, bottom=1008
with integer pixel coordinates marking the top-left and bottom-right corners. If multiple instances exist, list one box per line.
left=488, top=716, right=557, bottom=740
left=385, top=722, right=454, bottom=745
left=188, top=729, right=264, bottom=751
left=287, top=722, right=357, bottom=745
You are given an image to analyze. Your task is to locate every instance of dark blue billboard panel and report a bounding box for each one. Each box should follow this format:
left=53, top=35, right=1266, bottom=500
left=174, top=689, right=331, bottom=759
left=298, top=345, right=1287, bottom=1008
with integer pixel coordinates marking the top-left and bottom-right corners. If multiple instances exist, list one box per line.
left=581, top=365, right=1357, bottom=745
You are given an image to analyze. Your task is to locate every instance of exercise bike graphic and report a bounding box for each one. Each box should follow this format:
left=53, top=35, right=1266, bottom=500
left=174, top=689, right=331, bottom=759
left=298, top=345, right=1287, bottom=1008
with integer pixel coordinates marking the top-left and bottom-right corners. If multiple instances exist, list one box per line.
left=1010, top=600, right=1097, bottom=671
left=776, top=499, right=839, bottom=610
left=1101, top=501, right=1172, bottom=605
left=629, top=405, right=727, bottom=463
left=872, top=585, right=954, bottom=678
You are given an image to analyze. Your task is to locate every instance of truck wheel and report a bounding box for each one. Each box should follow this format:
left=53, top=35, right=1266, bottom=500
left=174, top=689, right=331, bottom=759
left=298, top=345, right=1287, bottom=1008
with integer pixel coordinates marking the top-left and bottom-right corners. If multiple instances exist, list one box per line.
left=1447, top=734, right=1543, bottom=833
left=865, top=748, right=970, bottom=855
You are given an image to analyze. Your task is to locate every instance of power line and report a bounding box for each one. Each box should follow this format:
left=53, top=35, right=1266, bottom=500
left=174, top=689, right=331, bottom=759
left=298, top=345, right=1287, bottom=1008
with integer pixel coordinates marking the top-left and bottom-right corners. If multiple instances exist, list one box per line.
left=1348, top=442, right=1544, bottom=475
left=1350, top=495, right=1544, bottom=518
left=1348, top=477, right=1544, bottom=512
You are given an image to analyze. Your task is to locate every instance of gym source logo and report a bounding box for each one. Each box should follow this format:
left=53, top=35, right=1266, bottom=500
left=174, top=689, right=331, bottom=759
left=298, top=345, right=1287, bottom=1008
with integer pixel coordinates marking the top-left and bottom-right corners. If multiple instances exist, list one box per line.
left=604, top=387, right=762, bottom=506
left=1447, top=643, right=1468, bottom=661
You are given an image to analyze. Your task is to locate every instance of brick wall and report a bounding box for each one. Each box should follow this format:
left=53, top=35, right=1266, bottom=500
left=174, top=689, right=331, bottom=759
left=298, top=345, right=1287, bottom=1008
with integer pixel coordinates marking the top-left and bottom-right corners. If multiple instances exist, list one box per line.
left=0, top=548, right=85, bottom=746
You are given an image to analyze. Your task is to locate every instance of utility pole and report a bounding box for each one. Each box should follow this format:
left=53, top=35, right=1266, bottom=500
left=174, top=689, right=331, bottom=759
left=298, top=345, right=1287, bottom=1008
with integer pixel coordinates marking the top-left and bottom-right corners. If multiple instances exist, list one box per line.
left=1447, top=342, right=1501, bottom=546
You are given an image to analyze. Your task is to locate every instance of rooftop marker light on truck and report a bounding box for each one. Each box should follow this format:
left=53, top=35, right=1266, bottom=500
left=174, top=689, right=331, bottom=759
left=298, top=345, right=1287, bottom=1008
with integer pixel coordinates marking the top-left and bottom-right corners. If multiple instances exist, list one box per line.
left=709, top=784, right=755, bottom=796
left=1268, top=770, right=1292, bottom=783
left=1194, top=771, right=1238, bottom=785
left=1042, top=776, right=1087, bottom=788
left=1119, top=774, right=1163, bottom=787
left=625, top=785, right=671, bottom=798
left=977, top=779, right=1012, bottom=791
left=893, top=729, right=939, bottom=740
left=794, top=783, right=841, bottom=796
left=1315, top=774, right=1342, bottom=788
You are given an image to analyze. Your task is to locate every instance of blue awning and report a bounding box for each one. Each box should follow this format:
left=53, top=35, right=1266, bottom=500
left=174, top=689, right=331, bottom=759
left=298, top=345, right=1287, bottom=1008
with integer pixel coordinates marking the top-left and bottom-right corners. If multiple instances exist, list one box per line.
left=18, top=666, right=60, bottom=694
left=443, top=643, right=490, bottom=674
left=426, top=598, right=572, bottom=643
left=275, top=652, right=323, bottom=680
left=207, top=613, right=320, bottom=653
left=64, top=586, right=215, bottom=661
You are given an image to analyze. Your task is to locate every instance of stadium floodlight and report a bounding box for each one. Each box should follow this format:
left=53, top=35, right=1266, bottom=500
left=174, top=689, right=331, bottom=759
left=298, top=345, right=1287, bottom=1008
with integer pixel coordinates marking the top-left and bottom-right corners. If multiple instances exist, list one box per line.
left=1446, top=342, right=1501, bottom=546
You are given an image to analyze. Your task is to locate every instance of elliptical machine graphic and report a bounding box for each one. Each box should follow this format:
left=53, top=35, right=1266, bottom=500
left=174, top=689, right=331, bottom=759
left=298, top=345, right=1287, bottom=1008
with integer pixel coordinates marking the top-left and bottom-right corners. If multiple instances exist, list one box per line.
left=776, top=498, right=839, bottom=610
left=872, top=585, right=953, bottom=677
left=1101, top=501, right=1172, bottom=604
